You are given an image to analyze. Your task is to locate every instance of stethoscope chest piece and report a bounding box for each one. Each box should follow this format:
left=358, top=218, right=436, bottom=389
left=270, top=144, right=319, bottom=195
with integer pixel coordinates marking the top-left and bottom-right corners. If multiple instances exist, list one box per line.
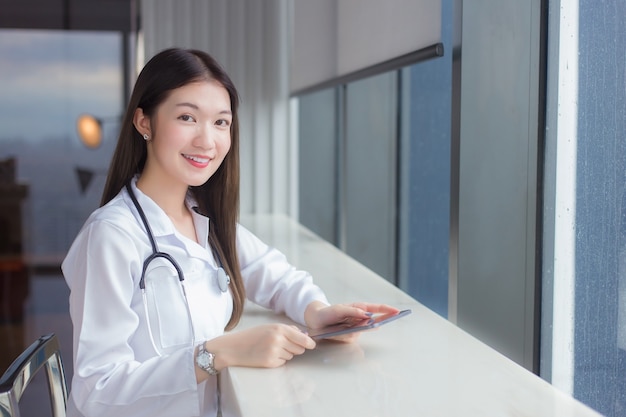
left=217, top=267, right=230, bottom=293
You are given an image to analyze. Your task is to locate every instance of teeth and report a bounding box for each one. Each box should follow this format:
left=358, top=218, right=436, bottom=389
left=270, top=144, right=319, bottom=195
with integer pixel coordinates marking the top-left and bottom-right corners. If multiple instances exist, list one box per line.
left=183, top=154, right=209, bottom=164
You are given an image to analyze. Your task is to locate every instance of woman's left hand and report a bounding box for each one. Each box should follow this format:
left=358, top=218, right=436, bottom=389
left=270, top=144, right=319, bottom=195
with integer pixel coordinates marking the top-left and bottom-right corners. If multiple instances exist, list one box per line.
left=303, top=301, right=400, bottom=343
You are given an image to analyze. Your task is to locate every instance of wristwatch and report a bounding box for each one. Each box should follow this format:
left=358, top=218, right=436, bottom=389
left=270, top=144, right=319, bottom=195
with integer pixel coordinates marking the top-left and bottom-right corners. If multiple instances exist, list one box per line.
left=196, top=343, right=219, bottom=375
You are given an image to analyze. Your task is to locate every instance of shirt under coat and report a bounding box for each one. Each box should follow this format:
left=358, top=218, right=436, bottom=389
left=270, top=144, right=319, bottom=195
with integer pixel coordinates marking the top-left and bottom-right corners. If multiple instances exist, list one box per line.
left=62, top=178, right=329, bottom=417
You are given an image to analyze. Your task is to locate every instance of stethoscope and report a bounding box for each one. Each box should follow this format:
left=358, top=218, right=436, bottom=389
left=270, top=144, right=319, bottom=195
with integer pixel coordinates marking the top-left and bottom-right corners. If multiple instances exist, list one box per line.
left=125, top=182, right=230, bottom=354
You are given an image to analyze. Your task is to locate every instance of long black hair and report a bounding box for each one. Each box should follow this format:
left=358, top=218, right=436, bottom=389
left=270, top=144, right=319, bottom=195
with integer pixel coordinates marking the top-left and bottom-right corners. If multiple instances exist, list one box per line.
left=101, top=48, right=245, bottom=330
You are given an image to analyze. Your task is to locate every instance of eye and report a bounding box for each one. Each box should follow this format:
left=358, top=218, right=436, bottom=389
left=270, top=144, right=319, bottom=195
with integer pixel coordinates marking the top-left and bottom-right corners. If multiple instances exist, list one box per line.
left=216, top=119, right=231, bottom=128
left=179, top=114, right=196, bottom=122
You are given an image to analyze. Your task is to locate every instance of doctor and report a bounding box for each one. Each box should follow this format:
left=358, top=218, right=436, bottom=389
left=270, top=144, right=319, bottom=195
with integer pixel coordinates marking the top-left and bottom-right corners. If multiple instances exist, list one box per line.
left=62, top=47, right=398, bottom=417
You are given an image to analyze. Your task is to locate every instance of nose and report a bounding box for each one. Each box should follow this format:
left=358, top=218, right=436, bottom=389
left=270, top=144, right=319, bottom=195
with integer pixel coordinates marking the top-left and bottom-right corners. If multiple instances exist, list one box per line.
left=195, top=124, right=216, bottom=149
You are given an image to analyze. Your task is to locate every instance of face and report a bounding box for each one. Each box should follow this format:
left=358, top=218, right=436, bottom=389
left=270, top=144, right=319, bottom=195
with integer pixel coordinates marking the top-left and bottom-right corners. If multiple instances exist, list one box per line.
left=134, top=80, right=232, bottom=191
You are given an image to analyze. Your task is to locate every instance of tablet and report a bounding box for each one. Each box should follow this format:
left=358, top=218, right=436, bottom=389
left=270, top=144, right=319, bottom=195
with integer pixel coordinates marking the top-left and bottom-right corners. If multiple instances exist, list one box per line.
left=308, top=309, right=412, bottom=340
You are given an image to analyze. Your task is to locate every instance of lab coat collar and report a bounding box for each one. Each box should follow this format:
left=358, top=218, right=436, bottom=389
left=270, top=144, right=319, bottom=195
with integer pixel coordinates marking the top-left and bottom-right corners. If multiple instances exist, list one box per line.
left=123, top=177, right=176, bottom=238
left=190, top=206, right=210, bottom=252
left=122, top=178, right=214, bottom=264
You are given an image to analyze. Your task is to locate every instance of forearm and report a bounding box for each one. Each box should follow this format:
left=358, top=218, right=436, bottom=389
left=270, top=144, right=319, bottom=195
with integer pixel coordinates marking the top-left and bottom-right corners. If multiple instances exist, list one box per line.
left=196, top=323, right=316, bottom=382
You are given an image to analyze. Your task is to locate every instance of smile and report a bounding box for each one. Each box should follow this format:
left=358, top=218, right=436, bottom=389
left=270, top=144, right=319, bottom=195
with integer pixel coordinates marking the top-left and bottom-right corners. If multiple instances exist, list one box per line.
left=182, top=154, right=210, bottom=166
left=183, top=154, right=210, bottom=163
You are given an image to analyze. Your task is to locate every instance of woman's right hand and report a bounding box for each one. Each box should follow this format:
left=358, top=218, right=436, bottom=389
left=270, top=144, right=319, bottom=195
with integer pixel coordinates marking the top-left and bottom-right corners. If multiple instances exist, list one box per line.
left=204, top=324, right=316, bottom=371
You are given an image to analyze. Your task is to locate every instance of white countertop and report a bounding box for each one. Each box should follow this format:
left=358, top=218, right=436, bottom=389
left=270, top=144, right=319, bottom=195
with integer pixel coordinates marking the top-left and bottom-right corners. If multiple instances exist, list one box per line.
left=220, top=214, right=600, bottom=417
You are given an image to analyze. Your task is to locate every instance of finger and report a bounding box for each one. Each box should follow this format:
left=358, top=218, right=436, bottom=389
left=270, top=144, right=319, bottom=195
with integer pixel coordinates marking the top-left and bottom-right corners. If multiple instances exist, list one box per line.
left=268, top=357, right=288, bottom=368
left=278, top=349, right=294, bottom=361
left=285, top=326, right=316, bottom=349
left=328, top=304, right=373, bottom=322
left=283, top=340, right=307, bottom=356
left=351, top=302, right=400, bottom=315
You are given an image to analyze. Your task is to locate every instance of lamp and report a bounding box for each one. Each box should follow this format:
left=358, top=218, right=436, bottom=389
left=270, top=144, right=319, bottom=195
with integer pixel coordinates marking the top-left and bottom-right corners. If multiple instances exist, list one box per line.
left=76, top=114, right=102, bottom=148
left=76, top=114, right=120, bottom=149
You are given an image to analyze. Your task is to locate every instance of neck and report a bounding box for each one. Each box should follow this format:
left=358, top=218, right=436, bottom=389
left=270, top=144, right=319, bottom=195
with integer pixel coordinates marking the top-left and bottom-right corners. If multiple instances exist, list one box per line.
left=136, top=176, right=189, bottom=220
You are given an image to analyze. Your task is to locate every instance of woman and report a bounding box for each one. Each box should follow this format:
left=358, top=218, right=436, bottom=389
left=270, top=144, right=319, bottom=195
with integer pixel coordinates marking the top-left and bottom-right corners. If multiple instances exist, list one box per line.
left=62, top=48, right=397, bottom=417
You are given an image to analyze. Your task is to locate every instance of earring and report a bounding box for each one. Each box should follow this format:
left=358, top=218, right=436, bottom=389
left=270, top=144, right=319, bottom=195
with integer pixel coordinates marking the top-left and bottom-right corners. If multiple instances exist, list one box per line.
left=143, top=133, right=150, bottom=141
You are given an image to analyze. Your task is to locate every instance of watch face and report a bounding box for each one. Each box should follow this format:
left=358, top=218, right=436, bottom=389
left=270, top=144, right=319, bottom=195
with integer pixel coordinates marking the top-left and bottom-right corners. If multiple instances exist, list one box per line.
left=197, top=352, right=211, bottom=368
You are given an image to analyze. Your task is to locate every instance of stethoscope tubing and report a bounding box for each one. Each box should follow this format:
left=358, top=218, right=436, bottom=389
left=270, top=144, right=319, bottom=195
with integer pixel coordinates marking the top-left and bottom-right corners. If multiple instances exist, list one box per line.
left=125, top=182, right=197, bottom=354
left=125, top=181, right=231, bottom=355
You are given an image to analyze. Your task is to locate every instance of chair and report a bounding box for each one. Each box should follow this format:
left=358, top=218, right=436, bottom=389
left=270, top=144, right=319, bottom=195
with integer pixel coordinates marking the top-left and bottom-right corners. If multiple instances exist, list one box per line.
left=0, top=333, right=68, bottom=417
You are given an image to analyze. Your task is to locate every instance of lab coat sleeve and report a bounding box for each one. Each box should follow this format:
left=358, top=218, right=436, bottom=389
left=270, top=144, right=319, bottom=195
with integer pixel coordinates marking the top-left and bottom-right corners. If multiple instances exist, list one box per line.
left=63, top=219, right=202, bottom=417
left=236, top=224, right=330, bottom=325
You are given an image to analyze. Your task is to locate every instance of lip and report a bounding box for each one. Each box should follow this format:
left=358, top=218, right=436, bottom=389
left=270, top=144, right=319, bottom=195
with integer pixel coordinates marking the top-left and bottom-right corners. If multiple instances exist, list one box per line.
left=182, top=153, right=211, bottom=168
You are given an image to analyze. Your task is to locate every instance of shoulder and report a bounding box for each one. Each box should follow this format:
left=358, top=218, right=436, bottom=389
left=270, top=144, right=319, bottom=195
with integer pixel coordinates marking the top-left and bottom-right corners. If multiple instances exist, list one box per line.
left=63, top=193, right=146, bottom=271
left=62, top=195, right=147, bottom=289
left=88, top=195, right=136, bottom=228
left=235, top=223, right=264, bottom=247
left=235, top=223, right=274, bottom=264
left=75, top=193, right=144, bottom=244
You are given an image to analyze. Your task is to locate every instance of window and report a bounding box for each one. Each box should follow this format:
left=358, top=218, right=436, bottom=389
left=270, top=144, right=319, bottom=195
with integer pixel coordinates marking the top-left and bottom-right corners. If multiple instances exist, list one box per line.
left=298, top=72, right=399, bottom=284
left=0, top=29, right=122, bottom=264
left=0, top=30, right=123, bottom=387
left=542, top=1, right=626, bottom=415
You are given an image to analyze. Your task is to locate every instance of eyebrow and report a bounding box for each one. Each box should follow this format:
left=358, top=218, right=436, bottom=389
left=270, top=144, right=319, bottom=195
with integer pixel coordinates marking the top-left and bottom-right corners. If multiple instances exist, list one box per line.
left=175, top=102, right=232, bottom=115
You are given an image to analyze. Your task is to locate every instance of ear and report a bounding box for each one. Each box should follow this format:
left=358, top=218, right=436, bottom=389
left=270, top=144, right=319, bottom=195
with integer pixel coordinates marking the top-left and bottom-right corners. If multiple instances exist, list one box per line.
left=133, top=108, right=151, bottom=137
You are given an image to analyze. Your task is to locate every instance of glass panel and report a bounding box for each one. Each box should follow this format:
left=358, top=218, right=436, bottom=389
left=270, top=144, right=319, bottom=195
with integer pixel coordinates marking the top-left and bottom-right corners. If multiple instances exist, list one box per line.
left=0, top=29, right=122, bottom=377
left=297, top=88, right=338, bottom=245
left=0, top=29, right=122, bottom=264
left=399, top=52, right=452, bottom=318
left=297, top=74, right=399, bottom=283
left=344, top=72, right=398, bottom=282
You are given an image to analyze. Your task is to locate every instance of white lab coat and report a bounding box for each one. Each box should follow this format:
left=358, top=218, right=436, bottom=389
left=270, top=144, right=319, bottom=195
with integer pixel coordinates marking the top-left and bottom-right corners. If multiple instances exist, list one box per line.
left=62, top=178, right=329, bottom=417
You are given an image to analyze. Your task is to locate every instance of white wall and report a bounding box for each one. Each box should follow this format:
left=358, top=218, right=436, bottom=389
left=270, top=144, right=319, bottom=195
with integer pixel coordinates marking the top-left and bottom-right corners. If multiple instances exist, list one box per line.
left=291, top=0, right=441, bottom=93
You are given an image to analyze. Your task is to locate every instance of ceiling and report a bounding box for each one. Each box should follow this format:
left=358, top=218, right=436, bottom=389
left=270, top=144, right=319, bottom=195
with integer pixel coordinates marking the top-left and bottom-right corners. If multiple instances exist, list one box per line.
left=0, top=0, right=132, bottom=32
